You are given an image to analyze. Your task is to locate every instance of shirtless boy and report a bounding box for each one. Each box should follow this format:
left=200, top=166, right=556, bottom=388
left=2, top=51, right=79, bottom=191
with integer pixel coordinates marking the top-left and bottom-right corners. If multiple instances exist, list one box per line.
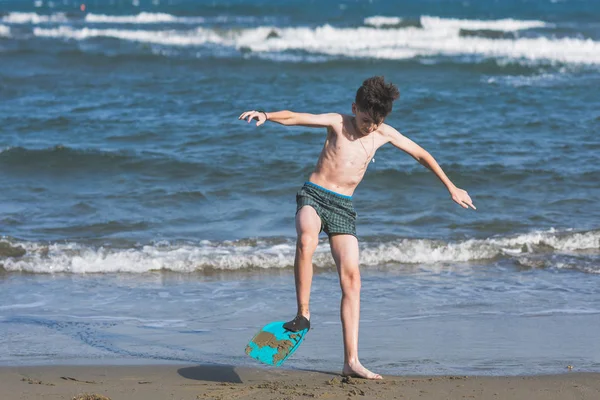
left=239, top=76, right=475, bottom=380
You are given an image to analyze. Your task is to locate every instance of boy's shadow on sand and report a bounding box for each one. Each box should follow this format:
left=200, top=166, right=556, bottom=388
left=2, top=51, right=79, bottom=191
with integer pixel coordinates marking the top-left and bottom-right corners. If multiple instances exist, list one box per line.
left=178, top=365, right=243, bottom=383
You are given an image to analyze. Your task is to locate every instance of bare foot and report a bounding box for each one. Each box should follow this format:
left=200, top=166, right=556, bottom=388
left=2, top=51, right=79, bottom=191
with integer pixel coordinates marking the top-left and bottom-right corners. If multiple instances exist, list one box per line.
left=342, top=361, right=383, bottom=380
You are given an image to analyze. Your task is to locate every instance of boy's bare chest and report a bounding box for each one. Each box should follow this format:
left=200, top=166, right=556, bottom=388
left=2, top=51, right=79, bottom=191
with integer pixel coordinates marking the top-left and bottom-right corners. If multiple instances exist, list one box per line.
left=326, top=129, right=378, bottom=161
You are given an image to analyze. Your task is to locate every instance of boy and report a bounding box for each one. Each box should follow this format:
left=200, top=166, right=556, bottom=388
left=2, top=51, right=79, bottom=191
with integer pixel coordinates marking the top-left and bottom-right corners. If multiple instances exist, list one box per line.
left=239, top=76, right=475, bottom=380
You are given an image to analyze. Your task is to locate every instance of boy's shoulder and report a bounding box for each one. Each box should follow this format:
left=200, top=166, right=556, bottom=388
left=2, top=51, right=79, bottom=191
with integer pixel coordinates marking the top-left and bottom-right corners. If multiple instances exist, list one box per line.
left=319, top=112, right=345, bottom=125
left=325, top=113, right=348, bottom=129
left=378, top=122, right=400, bottom=137
left=374, top=123, right=403, bottom=146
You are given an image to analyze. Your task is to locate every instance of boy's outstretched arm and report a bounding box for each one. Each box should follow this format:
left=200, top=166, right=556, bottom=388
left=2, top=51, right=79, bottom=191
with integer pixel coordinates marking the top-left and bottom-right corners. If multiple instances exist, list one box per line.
left=238, top=110, right=341, bottom=128
left=384, top=125, right=476, bottom=210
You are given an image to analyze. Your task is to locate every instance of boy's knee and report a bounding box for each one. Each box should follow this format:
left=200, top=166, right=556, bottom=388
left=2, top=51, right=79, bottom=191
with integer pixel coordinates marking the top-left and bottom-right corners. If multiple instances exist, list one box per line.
left=340, top=269, right=361, bottom=293
left=297, top=233, right=318, bottom=254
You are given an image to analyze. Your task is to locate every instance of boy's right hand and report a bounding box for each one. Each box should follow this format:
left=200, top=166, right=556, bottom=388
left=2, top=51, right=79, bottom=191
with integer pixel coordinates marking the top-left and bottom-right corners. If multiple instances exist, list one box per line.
left=239, top=110, right=267, bottom=126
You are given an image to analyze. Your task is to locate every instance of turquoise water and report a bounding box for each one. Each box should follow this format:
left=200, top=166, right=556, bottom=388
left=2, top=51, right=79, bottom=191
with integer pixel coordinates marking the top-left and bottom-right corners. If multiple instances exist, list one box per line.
left=0, top=0, right=599, bottom=374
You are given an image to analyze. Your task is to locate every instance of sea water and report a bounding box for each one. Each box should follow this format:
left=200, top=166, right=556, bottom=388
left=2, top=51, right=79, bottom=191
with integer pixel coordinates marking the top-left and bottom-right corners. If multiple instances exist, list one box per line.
left=0, top=0, right=599, bottom=375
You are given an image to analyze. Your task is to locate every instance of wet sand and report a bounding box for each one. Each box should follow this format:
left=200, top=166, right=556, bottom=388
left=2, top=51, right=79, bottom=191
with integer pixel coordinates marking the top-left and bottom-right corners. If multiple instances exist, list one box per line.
left=2, top=364, right=599, bottom=400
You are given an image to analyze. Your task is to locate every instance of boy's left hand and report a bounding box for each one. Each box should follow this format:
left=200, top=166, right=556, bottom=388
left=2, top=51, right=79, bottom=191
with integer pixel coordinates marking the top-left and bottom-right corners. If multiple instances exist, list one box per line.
left=450, top=187, right=476, bottom=210
left=239, top=110, right=267, bottom=126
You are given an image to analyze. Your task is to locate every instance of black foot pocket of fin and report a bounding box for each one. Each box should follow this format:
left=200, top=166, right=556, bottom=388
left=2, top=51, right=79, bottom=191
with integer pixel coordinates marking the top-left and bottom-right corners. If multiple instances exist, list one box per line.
left=283, top=315, right=310, bottom=332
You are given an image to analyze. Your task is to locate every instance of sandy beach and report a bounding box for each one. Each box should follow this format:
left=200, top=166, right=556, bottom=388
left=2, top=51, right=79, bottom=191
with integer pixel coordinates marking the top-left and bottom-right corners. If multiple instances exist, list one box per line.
left=2, top=364, right=599, bottom=400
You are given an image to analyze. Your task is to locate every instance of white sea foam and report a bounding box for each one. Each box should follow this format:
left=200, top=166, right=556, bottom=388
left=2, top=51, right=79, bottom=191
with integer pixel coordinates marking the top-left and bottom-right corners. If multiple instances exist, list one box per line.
left=362, top=229, right=600, bottom=266
left=364, top=15, right=547, bottom=31
left=85, top=12, right=204, bottom=24
left=2, top=12, right=269, bottom=25
left=34, top=26, right=223, bottom=46
left=0, top=301, right=46, bottom=310
left=250, top=51, right=331, bottom=63
left=419, top=15, right=547, bottom=31
left=484, top=71, right=570, bottom=87
left=32, top=20, right=600, bottom=65
left=2, top=12, right=67, bottom=24
left=1, top=229, right=598, bottom=274
left=364, top=16, right=403, bottom=28
left=0, top=25, right=10, bottom=37
left=2, top=239, right=300, bottom=273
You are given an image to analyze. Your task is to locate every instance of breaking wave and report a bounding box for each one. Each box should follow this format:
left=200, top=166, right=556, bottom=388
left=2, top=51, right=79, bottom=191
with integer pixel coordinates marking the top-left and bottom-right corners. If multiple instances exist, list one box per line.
left=85, top=12, right=199, bottom=24
left=1, top=11, right=275, bottom=25
left=29, top=16, right=599, bottom=65
left=1, top=229, right=598, bottom=274
left=4, top=12, right=596, bottom=64
left=1, top=12, right=68, bottom=24
left=0, top=24, right=10, bottom=37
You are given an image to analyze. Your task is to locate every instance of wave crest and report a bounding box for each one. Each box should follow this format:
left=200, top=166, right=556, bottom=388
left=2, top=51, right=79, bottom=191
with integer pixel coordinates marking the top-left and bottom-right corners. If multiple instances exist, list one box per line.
left=85, top=12, right=201, bottom=24
left=2, top=12, right=68, bottom=24
left=31, top=18, right=600, bottom=65
left=2, top=229, right=598, bottom=274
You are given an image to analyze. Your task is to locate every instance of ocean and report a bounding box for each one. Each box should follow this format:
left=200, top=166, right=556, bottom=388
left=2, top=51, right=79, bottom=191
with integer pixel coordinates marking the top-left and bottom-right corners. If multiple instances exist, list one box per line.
left=0, top=0, right=599, bottom=375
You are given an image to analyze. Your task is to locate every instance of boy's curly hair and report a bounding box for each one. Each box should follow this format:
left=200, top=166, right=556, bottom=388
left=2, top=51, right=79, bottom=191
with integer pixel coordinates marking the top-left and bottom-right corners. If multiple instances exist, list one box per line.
left=355, top=76, right=400, bottom=123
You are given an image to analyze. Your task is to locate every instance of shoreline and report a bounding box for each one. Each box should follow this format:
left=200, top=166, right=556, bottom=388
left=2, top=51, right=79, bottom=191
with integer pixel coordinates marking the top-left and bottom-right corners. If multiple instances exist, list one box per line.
left=2, top=364, right=599, bottom=400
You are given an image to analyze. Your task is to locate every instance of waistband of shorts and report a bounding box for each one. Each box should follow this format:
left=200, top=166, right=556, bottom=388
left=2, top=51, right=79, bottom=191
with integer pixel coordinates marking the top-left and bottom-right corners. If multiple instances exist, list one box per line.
left=303, top=181, right=352, bottom=200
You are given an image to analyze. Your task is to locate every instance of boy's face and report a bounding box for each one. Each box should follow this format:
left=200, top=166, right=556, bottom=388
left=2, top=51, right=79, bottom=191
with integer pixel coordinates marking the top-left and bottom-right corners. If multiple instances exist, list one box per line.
left=352, top=103, right=382, bottom=135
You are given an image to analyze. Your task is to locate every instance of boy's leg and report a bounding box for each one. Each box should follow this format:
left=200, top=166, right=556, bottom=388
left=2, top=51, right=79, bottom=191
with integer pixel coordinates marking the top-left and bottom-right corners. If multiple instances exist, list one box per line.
left=291, top=206, right=321, bottom=321
left=329, top=234, right=382, bottom=380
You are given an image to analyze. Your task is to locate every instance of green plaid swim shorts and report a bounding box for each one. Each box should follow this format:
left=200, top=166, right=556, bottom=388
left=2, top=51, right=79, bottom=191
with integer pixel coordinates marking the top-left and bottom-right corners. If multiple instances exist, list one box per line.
left=296, top=181, right=357, bottom=237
